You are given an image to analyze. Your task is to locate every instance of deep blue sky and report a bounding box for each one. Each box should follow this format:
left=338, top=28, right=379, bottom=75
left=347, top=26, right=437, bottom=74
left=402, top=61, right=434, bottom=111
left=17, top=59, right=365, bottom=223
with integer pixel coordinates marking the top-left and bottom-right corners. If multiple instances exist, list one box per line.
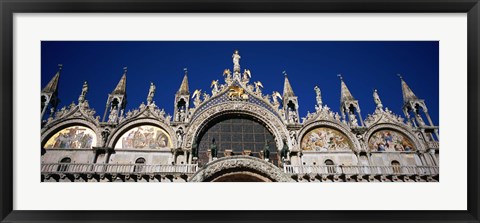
left=41, top=41, right=439, bottom=125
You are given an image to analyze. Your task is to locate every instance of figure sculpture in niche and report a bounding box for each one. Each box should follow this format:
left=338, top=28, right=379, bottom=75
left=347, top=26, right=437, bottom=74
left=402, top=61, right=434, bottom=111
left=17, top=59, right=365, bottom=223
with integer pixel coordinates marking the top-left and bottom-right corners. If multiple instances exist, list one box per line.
left=191, top=140, right=198, bottom=158
left=210, top=138, right=218, bottom=159
left=263, top=140, right=270, bottom=161
left=101, top=128, right=110, bottom=147
left=280, top=139, right=289, bottom=161
left=176, top=128, right=184, bottom=148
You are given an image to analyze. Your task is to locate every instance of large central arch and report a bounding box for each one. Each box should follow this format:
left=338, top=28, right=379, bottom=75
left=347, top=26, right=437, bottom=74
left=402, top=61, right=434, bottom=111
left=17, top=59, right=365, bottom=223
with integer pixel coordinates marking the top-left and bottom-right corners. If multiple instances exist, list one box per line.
left=195, top=114, right=279, bottom=166
left=184, top=102, right=290, bottom=153
left=189, top=156, right=293, bottom=182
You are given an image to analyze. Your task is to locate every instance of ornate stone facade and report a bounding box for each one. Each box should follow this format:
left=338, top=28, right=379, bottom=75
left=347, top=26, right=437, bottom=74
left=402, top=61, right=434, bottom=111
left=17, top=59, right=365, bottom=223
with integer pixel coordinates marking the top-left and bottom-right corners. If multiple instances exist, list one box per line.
left=41, top=50, right=439, bottom=182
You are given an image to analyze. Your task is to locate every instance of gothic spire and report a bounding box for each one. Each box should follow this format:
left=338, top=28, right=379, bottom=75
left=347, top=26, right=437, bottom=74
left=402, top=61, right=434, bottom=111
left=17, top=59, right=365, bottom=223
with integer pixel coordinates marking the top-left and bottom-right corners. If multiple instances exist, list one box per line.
left=112, top=67, right=127, bottom=95
left=177, top=68, right=190, bottom=95
left=42, top=64, right=62, bottom=94
left=339, top=74, right=355, bottom=103
left=282, top=71, right=295, bottom=97
left=399, top=74, right=419, bottom=103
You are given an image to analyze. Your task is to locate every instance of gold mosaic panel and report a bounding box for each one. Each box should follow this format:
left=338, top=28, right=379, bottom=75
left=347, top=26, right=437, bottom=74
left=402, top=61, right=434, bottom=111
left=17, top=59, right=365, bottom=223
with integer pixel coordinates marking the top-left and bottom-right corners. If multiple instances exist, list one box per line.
left=368, top=129, right=415, bottom=152
left=301, top=127, right=352, bottom=151
left=44, top=126, right=96, bottom=149
left=115, top=125, right=171, bottom=149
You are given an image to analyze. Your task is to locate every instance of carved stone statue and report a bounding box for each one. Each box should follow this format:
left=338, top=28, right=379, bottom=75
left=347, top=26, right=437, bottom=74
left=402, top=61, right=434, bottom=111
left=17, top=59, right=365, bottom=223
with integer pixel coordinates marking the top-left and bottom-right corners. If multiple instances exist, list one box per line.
left=314, top=85, right=322, bottom=107
left=211, top=80, right=219, bottom=95
left=210, top=138, right=218, bottom=158
left=254, top=81, right=263, bottom=94
left=289, top=131, right=297, bottom=146
left=232, top=50, right=241, bottom=74
left=280, top=139, right=289, bottom=160
left=81, top=81, right=88, bottom=96
left=242, top=69, right=251, bottom=81
left=101, top=128, right=110, bottom=147
left=349, top=113, right=358, bottom=126
left=191, top=140, right=198, bottom=158
left=147, top=82, right=156, bottom=104
left=108, top=109, right=118, bottom=123
left=263, top=140, right=270, bottom=161
left=78, top=81, right=88, bottom=103
left=373, top=89, right=383, bottom=108
left=223, top=69, right=232, bottom=81
left=176, top=128, right=184, bottom=148
left=192, top=89, right=202, bottom=107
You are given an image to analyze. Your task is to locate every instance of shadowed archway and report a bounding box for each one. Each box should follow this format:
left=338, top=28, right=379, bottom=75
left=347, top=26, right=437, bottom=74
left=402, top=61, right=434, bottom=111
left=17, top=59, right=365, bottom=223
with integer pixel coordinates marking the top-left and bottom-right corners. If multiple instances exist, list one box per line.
left=189, top=156, right=293, bottom=182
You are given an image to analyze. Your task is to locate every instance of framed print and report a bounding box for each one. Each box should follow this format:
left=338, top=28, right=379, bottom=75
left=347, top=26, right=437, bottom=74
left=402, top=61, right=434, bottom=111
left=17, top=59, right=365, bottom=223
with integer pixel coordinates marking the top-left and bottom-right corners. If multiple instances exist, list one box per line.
left=1, top=0, right=480, bottom=222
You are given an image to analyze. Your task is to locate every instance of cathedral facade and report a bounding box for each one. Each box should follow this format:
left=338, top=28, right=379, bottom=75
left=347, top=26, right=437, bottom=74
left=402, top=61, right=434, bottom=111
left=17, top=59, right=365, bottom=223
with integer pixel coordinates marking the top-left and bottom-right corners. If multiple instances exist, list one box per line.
left=40, top=50, right=439, bottom=182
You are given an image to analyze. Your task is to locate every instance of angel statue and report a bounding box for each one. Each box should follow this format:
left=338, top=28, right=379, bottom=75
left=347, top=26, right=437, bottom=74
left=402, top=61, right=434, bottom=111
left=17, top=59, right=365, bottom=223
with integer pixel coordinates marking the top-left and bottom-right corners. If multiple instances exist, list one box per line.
left=211, top=80, right=220, bottom=95
left=254, top=81, right=263, bottom=94
left=223, top=69, right=232, bottom=82
left=272, top=91, right=282, bottom=105
left=242, top=69, right=251, bottom=81
left=192, top=89, right=202, bottom=107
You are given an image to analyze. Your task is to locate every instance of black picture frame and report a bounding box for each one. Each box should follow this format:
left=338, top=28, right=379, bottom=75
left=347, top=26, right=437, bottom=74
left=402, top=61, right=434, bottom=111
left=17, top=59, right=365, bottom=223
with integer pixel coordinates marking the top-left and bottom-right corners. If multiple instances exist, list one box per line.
left=1, top=0, right=479, bottom=222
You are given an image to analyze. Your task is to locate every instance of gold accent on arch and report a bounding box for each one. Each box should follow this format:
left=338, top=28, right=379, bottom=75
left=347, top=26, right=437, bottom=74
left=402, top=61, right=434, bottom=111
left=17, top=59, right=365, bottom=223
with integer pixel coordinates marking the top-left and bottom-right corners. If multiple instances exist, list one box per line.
left=368, top=129, right=415, bottom=152
left=301, top=127, right=352, bottom=151
left=114, top=125, right=172, bottom=149
left=44, top=125, right=97, bottom=149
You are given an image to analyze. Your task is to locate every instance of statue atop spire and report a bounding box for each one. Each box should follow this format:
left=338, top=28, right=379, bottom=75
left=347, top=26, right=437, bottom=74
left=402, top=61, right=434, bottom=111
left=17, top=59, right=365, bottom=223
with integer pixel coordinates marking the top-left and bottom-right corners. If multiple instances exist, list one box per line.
left=373, top=89, right=383, bottom=109
left=78, top=81, right=88, bottom=104
left=314, top=85, right=322, bottom=110
left=232, top=50, right=241, bottom=74
left=147, top=82, right=156, bottom=105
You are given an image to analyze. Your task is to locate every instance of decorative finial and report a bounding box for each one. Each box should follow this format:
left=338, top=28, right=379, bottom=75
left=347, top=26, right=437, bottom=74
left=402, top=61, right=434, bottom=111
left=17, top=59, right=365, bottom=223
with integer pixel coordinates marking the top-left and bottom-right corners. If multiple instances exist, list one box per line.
left=123, top=66, right=128, bottom=74
left=397, top=73, right=403, bottom=79
left=282, top=70, right=287, bottom=77
left=57, top=64, right=63, bottom=70
left=337, top=74, right=343, bottom=80
left=184, top=67, right=188, bottom=75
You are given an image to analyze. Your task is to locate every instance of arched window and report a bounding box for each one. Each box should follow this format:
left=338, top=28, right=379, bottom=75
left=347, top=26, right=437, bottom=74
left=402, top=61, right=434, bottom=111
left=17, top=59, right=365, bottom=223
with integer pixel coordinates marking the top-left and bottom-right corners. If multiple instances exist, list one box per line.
left=325, top=159, right=336, bottom=174
left=134, top=158, right=146, bottom=172
left=58, top=157, right=71, bottom=172
left=391, top=160, right=401, bottom=174
left=196, top=115, right=278, bottom=167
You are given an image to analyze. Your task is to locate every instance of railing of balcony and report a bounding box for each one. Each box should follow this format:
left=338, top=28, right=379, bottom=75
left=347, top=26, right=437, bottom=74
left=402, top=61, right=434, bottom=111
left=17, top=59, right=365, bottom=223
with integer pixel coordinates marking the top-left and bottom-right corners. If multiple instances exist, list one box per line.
left=41, top=163, right=198, bottom=174
left=283, top=165, right=439, bottom=176
left=427, top=141, right=440, bottom=149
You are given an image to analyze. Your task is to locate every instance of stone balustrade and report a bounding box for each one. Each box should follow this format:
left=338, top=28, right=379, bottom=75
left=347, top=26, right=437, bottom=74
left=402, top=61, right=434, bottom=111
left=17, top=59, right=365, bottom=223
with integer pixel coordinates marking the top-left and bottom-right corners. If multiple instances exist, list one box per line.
left=41, top=163, right=198, bottom=175
left=284, top=165, right=439, bottom=176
